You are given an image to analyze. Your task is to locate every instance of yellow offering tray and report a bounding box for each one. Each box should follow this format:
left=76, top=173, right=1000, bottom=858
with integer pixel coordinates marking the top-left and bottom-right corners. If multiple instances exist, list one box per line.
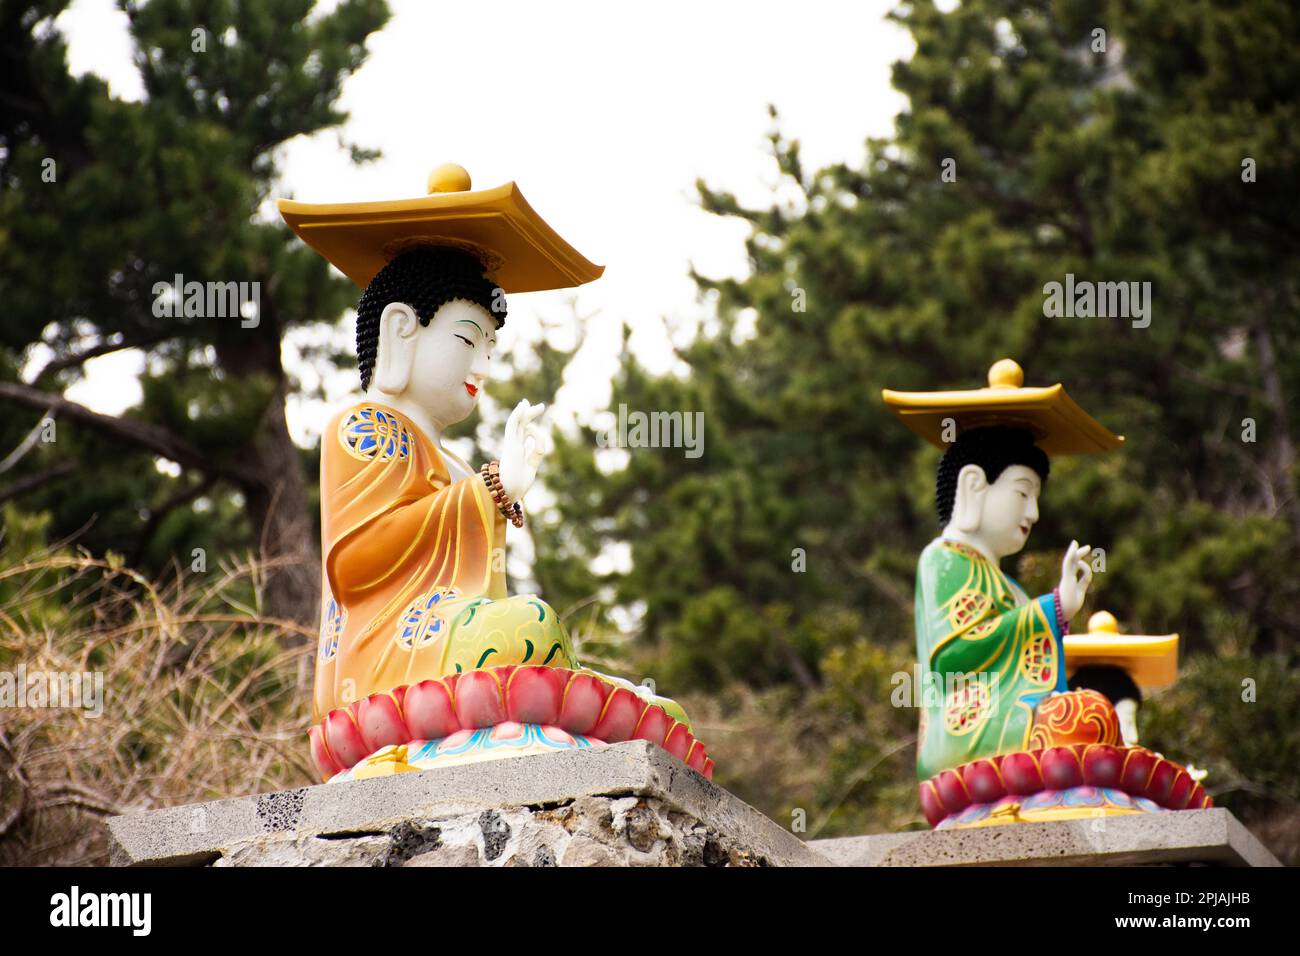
left=1063, top=611, right=1178, bottom=691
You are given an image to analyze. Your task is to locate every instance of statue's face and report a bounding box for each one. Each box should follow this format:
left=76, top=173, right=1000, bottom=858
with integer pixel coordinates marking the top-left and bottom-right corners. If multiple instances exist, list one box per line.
left=376, top=298, right=496, bottom=428
left=979, top=464, right=1042, bottom=558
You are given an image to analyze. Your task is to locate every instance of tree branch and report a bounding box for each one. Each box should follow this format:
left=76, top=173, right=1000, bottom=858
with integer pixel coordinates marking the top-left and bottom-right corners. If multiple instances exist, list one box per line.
left=0, top=382, right=260, bottom=485
left=31, top=333, right=166, bottom=386
left=0, top=407, right=56, bottom=474
left=0, top=461, right=77, bottom=505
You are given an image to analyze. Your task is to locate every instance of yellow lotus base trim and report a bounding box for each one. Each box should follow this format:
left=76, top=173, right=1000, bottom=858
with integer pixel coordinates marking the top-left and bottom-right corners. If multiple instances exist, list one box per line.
left=946, top=803, right=1147, bottom=829
left=326, top=722, right=612, bottom=783
left=350, top=744, right=422, bottom=780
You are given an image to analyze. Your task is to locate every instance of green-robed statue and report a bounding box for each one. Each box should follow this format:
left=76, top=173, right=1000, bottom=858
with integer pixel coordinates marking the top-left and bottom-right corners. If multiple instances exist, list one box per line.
left=883, top=359, right=1212, bottom=829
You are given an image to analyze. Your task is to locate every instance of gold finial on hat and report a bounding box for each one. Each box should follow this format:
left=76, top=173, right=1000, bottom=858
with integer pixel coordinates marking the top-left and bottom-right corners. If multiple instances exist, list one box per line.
left=427, top=163, right=472, bottom=194
left=988, top=358, right=1024, bottom=390
left=1088, top=610, right=1120, bottom=633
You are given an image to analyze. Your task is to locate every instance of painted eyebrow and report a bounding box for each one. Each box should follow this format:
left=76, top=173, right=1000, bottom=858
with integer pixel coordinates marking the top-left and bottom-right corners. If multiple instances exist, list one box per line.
left=454, top=319, right=496, bottom=353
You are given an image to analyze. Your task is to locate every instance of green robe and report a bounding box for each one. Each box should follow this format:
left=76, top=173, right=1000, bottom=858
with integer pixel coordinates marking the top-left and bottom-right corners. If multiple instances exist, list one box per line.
left=914, top=538, right=1067, bottom=781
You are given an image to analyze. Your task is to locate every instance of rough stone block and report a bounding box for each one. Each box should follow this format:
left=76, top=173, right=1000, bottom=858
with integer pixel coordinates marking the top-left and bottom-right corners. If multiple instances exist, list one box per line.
left=108, top=741, right=1276, bottom=867
left=808, top=808, right=1281, bottom=867
left=107, top=740, right=823, bottom=867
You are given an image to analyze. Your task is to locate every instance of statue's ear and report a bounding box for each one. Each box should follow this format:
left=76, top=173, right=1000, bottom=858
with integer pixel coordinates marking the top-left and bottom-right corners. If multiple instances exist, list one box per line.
left=372, top=302, right=419, bottom=395
left=953, top=464, right=988, bottom=533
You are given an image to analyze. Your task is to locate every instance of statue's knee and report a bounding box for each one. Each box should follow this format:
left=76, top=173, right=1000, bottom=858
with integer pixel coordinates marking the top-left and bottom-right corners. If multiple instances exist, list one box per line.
left=1028, top=688, right=1122, bottom=748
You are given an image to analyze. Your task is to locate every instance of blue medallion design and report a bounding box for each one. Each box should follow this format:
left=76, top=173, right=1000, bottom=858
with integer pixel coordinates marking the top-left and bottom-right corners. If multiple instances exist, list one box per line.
left=320, top=594, right=345, bottom=662
left=340, top=406, right=411, bottom=461
left=396, top=587, right=459, bottom=650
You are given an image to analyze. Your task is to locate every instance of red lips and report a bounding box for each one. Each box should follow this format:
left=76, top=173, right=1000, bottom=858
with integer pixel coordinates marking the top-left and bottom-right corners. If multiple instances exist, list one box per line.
left=464, top=383, right=478, bottom=397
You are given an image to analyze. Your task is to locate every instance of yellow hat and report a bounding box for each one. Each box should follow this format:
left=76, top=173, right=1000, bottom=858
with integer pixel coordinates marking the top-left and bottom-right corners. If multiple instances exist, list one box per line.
left=276, top=163, right=604, bottom=293
left=880, top=358, right=1124, bottom=455
left=1064, top=610, right=1179, bottom=691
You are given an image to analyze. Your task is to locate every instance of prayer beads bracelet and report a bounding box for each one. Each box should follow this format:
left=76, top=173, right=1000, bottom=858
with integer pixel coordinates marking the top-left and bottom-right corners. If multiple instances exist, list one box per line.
left=479, top=460, right=525, bottom=527
left=1052, top=587, right=1070, bottom=635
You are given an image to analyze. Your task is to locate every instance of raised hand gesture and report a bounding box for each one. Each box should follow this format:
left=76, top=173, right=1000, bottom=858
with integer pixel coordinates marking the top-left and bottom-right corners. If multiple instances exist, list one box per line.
left=499, top=399, right=549, bottom=503
left=1057, top=539, right=1094, bottom=621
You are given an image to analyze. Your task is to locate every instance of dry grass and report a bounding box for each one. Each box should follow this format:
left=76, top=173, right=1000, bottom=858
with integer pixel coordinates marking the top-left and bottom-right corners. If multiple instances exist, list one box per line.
left=3, top=548, right=1292, bottom=866
left=0, top=550, right=918, bottom=865
left=0, top=551, right=317, bottom=865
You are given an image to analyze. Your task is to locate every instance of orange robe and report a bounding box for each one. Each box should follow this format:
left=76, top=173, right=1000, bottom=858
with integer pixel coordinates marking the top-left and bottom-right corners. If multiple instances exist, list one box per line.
left=313, top=402, right=509, bottom=723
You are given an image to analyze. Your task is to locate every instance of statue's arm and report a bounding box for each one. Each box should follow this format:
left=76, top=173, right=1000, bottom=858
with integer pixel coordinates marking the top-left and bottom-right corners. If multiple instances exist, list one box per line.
left=922, top=547, right=1063, bottom=675
left=929, top=595, right=1061, bottom=674
left=325, top=472, right=500, bottom=600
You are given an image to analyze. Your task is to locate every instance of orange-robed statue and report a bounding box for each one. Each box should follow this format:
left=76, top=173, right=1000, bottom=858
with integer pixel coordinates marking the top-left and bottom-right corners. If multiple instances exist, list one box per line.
left=278, top=165, right=713, bottom=782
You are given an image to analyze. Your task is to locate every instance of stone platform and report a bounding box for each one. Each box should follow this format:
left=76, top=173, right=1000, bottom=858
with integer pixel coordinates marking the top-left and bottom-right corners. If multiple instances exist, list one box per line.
left=107, top=740, right=824, bottom=867
left=107, top=742, right=1280, bottom=867
left=809, top=808, right=1281, bottom=867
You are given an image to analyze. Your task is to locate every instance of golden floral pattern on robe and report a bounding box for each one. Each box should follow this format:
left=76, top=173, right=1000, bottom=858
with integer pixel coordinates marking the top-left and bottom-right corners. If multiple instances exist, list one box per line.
left=914, top=538, right=1067, bottom=780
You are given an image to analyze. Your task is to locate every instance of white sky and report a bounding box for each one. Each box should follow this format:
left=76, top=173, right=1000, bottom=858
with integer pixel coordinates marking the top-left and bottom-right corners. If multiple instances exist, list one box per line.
left=51, top=0, right=913, bottom=445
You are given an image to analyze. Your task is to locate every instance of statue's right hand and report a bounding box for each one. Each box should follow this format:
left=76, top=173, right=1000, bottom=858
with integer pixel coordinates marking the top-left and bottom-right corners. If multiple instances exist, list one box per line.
left=1057, top=540, right=1093, bottom=621
left=499, top=399, right=549, bottom=503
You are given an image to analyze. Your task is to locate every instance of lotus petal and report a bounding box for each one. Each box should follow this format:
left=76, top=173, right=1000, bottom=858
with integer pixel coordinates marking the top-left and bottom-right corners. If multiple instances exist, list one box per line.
left=633, top=705, right=673, bottom=747
left=324, top=709, right=368, bottom=771
left=402, top=680, right=460, bottom=740
left=1144, top=757, right=1177, bottom=804
left=454, top=671, right=506, bottom=728
left=356, top=693, right=410, bottom=753
left=590, top=687, right=643, bottom=743
left=557, top=673, right=608, bottom=735
left=506, top=666, right=564, bottom=725
left=1165, top=770, right=1193, bottom=810
left=1041, top=746, right=1084, bottom=790
left=685, top=740, right=709, bottom=773
left=662, top=722, right=692, bottom=760
left=540, top=725, right=576, bottom=746
left=1001, top=751, right=1044, bottom=795
left=1081, top=745, right=1124, bottom=788
left=309, top=725, right=344, bottom=780
left=489, top=721, right=526, bottom=741
left=918, top=781, right=945, bottom=828
left=934, top=769, right=970, bottom=814
left=1121, top=748, right=1157, bottom=794
left=963, top=759, right=1006, bottom=804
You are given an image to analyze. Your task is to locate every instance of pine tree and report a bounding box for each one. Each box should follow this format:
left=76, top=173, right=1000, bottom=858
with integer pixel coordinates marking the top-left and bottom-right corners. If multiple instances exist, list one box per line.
left=0, top=0, right=389, bottom=625
left=504, top=0, right=1300, bottom=844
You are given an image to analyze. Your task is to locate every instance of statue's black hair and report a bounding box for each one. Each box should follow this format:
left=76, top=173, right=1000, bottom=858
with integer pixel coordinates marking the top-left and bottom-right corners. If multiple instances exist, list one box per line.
left=355, top=247, right=505, bottom=391
left=1069, top=665, right=1142, bottom=706
left=935, top=425, right=1050, bottom=527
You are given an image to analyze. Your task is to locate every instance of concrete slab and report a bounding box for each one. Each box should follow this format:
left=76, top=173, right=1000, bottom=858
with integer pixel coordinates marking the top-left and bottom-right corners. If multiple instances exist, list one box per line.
left=808, top=808, right=1282, bottom=867
left=107, top=740, right=826, bottom=867
left=108, top=741, right=1277, bottom=867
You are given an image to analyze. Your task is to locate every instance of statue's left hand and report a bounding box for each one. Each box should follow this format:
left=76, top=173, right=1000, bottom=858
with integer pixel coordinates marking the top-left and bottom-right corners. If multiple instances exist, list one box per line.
left=1056, top=539, right=1094, bottom=620
left=500, top=399, right=550, bottom=503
